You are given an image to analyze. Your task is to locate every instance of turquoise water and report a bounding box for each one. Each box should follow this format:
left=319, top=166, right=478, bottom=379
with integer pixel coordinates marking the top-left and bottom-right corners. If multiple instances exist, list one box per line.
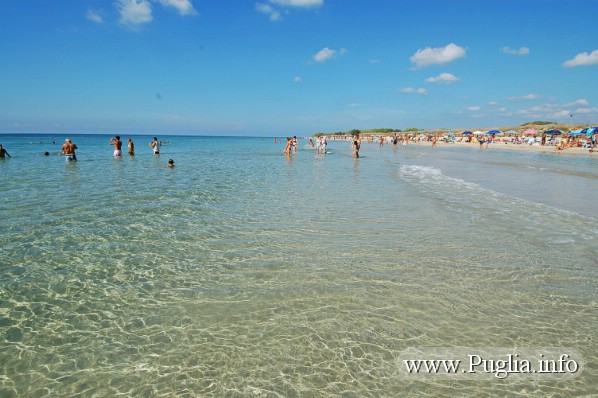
left=1, top=135, right=597, bottom=397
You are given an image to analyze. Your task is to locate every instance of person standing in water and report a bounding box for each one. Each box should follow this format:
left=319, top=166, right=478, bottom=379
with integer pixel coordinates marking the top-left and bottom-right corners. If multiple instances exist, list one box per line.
left=109, top=136, right=123, bottom=157
left=61, top=138, right=78, bottom=161
left=150, top=137, right=160, bottom=154
left=352, top=134, right=361, bottom=158
left=127, top=138, right=135, bottom=156
left=0, top=144, right=10, bottom=158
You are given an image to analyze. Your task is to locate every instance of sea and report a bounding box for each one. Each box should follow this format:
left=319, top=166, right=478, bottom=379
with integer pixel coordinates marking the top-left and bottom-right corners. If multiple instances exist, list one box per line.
left=1, top=134, right=597, bottom=397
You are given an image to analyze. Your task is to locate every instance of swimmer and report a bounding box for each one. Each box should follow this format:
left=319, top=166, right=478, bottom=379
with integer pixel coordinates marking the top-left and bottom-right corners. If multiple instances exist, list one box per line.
left=0, top=144, right=11, bottom=158
left=167, top=159, right=175, bottom=168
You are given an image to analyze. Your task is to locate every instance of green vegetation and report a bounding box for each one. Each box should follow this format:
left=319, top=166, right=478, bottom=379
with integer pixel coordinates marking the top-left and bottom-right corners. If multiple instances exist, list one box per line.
left=313, top=127, right=402, bottom=137
left=521, top=121, right=555, bottom=126
left=312, top=121, right=592, bottom=137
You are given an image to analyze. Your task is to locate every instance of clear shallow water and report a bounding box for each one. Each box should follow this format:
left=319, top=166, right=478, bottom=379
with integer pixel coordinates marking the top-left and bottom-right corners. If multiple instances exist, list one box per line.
left=1, top=135, right=597, bottom=397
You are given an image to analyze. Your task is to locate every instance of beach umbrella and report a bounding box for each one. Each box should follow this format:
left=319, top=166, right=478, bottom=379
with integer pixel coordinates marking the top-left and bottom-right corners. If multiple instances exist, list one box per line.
left=545, top=129, right=563, bottom=135
left=504, top=129, right=518, bottom=135
left=568, top=130, right=583, bottom=136
left=462, top=131, right=473, bottom=135
left=582, top=126, right=598, bottom=137
left=485, top=129, right=501, bottom=135
left=522, top=129, right=537, bottom=135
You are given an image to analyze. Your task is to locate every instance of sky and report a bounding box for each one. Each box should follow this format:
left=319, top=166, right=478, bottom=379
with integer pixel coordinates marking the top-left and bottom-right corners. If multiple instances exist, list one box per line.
left=1, top=0, right=597, bottom=136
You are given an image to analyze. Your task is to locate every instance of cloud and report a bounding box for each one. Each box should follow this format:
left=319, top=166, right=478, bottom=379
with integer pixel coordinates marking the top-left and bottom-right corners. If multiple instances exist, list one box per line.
left=256, top=3, right=282, bottom=20
left=575, top=107, right=598, bottom=114
left=270, top=0, right=323, bottom=7
left=501, top=47, right=530, bottom=56
left=86, top=9, right=103, bottom=23
left=313, top=47, right=346, bottom=63
left=410, top=43, right=466, bottom=68
left=514, top=99, right=597, bottom=121
left=116, top=0, right=153, bottom=27
left=467, top=106, right=480, bottom=111
left=425, top=72, right=460, bottom=84
left=257, top=0, right=322, bottom=20
left=507, top=93, right=540, bottom=101
left=565, top=99, right=589, bottom=107
left=398, top=87, right=427, bottom=95
left=369, top=59, right=381, bottom=64
left=158, top=0, right=197, bottom=16
left=562, top=49, right=598, bottom=67
left=294, top=76, right=302, bottom=83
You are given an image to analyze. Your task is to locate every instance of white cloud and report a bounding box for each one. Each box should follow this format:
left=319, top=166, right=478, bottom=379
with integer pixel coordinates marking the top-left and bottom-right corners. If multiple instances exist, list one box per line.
left=501, top=46, right=530, bottom=56
left=398, top=87, right=427, bottom=95
left=467, top=106, right=480, bottom=111
left=294, top=76, right=302, bottom=83
left=313, top=47, right=346, bottom=62
left=425, top=72, right=460, bottom=84
left=270, top=0, right=323, bottom=7
left=574, top=107, right=598, bottom=114
left=116, top=0, right=153, bottom=27
left=507, top=93, right=540, bottom=101
left=572, top=99, right=588, bottom=106
left=86, top=9, right=103, bottom=23
left=410, top=43, right=466, bottom=68
left=514, top=99, right=597, bottom=121
left=369, top=59, right=381, bottom=64
left=158, top=0, right=197, bottom=16
left=563, top=49, right=598, bottom=67
left=488, top=101, right=498, bottom=106
left=256, top=3, right=281, bottom=20
left=257, top=0, right=322, bottom=20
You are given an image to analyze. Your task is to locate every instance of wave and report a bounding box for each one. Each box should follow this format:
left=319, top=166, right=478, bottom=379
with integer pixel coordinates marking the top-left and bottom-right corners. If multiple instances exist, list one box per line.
left=397, top=164, right=597, bottom=246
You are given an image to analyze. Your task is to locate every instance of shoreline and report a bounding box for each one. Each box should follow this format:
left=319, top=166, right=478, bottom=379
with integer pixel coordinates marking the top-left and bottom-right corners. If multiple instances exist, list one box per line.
left=438, top=140, right=595, bottom=155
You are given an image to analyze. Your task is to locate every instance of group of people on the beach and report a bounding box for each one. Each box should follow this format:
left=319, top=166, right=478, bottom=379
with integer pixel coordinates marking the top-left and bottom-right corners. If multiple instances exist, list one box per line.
left=288, top=134, right=363, bottom=158
left=284, top=129, right=598, bottom=156
left=0, top=136, right=175, bottom=167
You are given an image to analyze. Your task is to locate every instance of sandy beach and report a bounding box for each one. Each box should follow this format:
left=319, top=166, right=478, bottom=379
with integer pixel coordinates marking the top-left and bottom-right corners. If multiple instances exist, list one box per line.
left=446, top=140, right=595, bottom=155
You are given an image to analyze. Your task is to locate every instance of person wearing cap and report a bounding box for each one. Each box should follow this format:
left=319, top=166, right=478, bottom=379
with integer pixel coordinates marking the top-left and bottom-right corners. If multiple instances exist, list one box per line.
left=61, top=138, right=78, bottom=161
left=167, top=159, right=174, bottom=168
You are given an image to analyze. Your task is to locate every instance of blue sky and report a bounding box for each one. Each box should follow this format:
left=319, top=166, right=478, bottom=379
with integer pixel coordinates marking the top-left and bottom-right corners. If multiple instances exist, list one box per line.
left=1, top=0, right=597, bottom=136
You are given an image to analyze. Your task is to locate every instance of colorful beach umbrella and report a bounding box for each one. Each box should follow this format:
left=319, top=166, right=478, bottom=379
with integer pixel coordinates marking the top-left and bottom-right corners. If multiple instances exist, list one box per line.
left=485, top=129, right=501, bottom=135
left=505, top=130, right=518, bottom=135
left=568, top=130, right=583, bottom=136
left=545, top=129, right=563, bottom=135
left=522, top=129, right=537, bottom=135
left=462, top=131, right=473, bottom=135
left=581, top=126, right=598, bottom=137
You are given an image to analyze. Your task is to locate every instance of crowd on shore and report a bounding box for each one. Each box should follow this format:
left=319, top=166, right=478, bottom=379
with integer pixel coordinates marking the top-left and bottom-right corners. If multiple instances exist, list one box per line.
left=304, top=128, right=597, bottom=155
